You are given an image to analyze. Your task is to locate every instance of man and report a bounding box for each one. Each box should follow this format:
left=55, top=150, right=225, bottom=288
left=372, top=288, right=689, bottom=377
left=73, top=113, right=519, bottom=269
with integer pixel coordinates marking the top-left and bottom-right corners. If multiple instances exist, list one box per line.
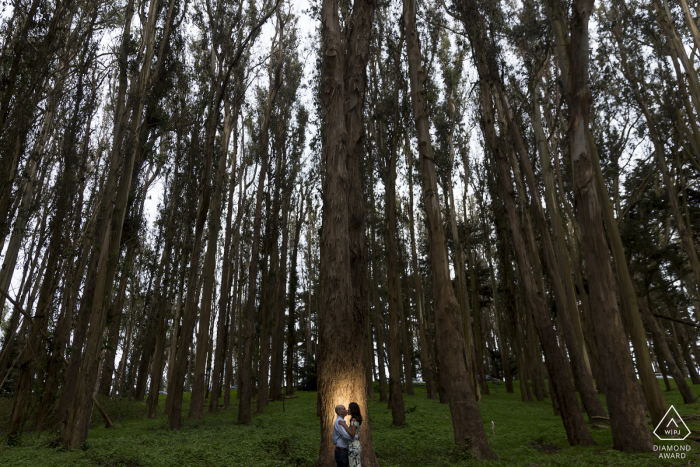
left=332, top=404, right=358, bottom=467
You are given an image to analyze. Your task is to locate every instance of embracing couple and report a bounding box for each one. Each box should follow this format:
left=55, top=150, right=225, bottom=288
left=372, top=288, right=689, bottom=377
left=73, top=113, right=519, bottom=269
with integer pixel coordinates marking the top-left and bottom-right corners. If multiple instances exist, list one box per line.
left=332, top=402, right=363, bottom=467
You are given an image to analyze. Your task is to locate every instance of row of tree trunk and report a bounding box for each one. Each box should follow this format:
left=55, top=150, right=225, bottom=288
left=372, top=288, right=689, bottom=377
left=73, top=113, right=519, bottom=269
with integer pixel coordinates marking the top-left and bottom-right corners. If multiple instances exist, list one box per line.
left=1, top=0, right=700, bottom=464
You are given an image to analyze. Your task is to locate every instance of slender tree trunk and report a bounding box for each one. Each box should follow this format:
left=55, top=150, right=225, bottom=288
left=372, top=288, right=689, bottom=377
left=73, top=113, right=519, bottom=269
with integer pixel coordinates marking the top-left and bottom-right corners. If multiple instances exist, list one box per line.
left=168, top=119, right=213, bottom=429
left=211, top=105, right=240, bottom=412
left=369, top=168, right=388, bottom=403
left=65, top=0, right=179, bottom=446
left=239, top=16, right=284, bottom=420
left=403, top=0, right=495, bottom=457
left=638, top=291, right=696, bottom=403
left=485, top=244, right=513, bottom=393
left=442, top=180, right=480, bottom=399
left=398, top=253, right=414, bottom=396
left=404, top=133, right=436, bottom=399
left=225, top=155, right=248, bottom=407
left=384, top=84, right=406, bottom=423
left=239, top=113, right=272, bottom=423
left=560, top=0, right=653, bottom=451
left=8, top=37, right=92, bottom=440
left=472, top=43, right=593, bottom=443
left=607, top=31, right=688, bottom=425
left=493, top=84, right=605, bottom=419
left=0, top=149, right=41, bottom=316
left=286, top=193, right=305, bottom=394
left=147, top=167, right=180, bottom=418
left=270, top=191, right=291, bottom=401
left=190, top=88, right=232, bottom=419
left=463, top=208, right=488, bottom=396
left=165, top=205, right=191, bottom=414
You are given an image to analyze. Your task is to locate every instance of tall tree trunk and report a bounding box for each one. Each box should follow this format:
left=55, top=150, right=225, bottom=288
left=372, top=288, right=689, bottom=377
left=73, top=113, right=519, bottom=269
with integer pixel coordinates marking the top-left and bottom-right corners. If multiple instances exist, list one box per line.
left=560, top=0, right=653, bottom=451
left=64, top=0, right=180, bottom=446
left=493, top=84, right=605, bottom=419
left=463, top=204, right=488, bottom=396
left=8, top=27, right=94, bottom=439
left=225, top=151, right=249, bottom=407
left=438, top=114, right=481, bottom=397
left=384, top=81, right=406, bottom=423
left=191, top=97, right=234, bottom=417
left=470, top=34, right=593, bottom=442
left=369, top=167, right=388, bottom=403
left=0, top=142, right=41, bottom=316
left=397, top=253, right=414, bottom=396
left=404, top=133, right=436, bottom=399
left=286, top=192, right=306, bottom=394
left=239, top=106, right=274, bottom=423
left=485, top=243, right=513, bottom=393
left=316, top=0, right=379, bottom=464
left=443, top=179, right=480, bottom=399
left=190, top=85, right=234, bottom=420
left=607, top=27, right=687, bottom=424
left=403, top=0, right=495, bottom=457
left=637, top=290, right=696, bottom=403
left=211, top=104, right=240, bottom=412
left=270, top=190, right=291, bottom=401
left=147, top=165, right=181, bottom=419
left=165, top=201, right=191, bottom=414
left=257, top=178, right=276, bottom=413
left=342, top=0, right=379, bottom=462
left=168, top=120, right=213, bottom=429
left=497, top=221, right=533, bottom=402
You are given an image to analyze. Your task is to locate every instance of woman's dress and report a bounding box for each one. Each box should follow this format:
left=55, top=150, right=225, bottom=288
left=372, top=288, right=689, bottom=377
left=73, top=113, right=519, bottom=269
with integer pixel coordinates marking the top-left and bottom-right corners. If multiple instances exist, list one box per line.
left=348, top=420, right=361, bottom=467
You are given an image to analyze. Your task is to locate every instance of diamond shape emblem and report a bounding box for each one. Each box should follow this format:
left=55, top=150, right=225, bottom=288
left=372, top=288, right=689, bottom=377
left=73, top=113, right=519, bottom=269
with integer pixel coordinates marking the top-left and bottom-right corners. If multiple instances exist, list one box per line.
left=653, top=405, right=691, bottom=441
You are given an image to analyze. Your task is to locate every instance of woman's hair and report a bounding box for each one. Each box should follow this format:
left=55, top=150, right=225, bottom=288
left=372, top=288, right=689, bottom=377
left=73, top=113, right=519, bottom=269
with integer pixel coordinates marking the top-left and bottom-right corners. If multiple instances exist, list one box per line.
left=348, top=402, right=362, bottom=425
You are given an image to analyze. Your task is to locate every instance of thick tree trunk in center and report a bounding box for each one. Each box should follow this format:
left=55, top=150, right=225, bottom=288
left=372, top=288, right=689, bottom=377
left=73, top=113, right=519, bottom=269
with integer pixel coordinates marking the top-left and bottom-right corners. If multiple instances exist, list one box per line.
left=317, top=0, right=378, bottom=465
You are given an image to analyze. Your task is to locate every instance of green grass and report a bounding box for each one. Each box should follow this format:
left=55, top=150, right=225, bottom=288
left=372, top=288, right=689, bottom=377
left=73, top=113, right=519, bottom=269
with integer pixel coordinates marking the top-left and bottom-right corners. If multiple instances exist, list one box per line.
left=1, top=379, right=699, bottom=466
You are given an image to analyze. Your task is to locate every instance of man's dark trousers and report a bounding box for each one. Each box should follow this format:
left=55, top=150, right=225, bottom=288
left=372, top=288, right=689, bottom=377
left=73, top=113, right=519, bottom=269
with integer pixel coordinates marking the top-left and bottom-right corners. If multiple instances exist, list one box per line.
left=334, top=448, right=349, bottom=467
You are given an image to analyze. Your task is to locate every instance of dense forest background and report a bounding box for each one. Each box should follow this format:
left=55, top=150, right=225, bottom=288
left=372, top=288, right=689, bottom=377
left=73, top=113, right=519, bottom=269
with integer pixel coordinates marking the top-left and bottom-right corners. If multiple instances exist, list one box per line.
left=0, top=0, right=699, bottom=464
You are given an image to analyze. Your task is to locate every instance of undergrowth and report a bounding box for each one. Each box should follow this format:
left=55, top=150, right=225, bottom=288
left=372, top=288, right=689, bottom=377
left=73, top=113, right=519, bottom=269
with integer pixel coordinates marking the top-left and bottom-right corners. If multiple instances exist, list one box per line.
left=0, top=379, right=699, bottom=466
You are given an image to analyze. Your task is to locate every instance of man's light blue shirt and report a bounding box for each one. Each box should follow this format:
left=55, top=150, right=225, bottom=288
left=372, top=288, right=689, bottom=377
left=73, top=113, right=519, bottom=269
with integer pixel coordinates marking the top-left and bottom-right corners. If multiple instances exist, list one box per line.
left=332, top=415, right=358, bottom=448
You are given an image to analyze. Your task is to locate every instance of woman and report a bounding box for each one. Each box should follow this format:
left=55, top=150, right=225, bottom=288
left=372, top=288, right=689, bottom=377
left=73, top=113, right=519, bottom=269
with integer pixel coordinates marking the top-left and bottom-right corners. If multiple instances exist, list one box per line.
left=340, top=402, right=362, bottom=467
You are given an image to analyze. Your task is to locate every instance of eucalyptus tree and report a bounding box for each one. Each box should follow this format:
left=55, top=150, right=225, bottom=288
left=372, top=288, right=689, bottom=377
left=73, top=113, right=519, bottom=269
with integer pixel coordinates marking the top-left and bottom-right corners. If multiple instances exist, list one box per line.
left=7, top=1, right=102, bottom=444
left=547, top=0, right=655, bottom=450
left=316, top=0, right=379, bottom=461
left=601, top=0, right=700, bottom=401
left=403, top=0, right=495, bottom=458
left=431, top=30, right=484, bottom=398
left=617, top=156, right=699, bottom=403
left=403, top=129, right=436, bottom=400
left=209, top=74, right=249, bottom=413
left=452, top=0, right=609, bottom=428
left=185, top=0, right=265, bottom=419
left=0, top=0, right=85, bottom=252
left=170, top=0, right=277, bottom=427
left=367, top=36, right=389, bottom=404
left=238, top=4, right=286, bottom=424
left=375, top=22, right=407, bottom=425
left=268, top=51, right=306, bottom=401
left=60, top=0, right=186, bottom=446
left=285, top=167, right=311, bottom=395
